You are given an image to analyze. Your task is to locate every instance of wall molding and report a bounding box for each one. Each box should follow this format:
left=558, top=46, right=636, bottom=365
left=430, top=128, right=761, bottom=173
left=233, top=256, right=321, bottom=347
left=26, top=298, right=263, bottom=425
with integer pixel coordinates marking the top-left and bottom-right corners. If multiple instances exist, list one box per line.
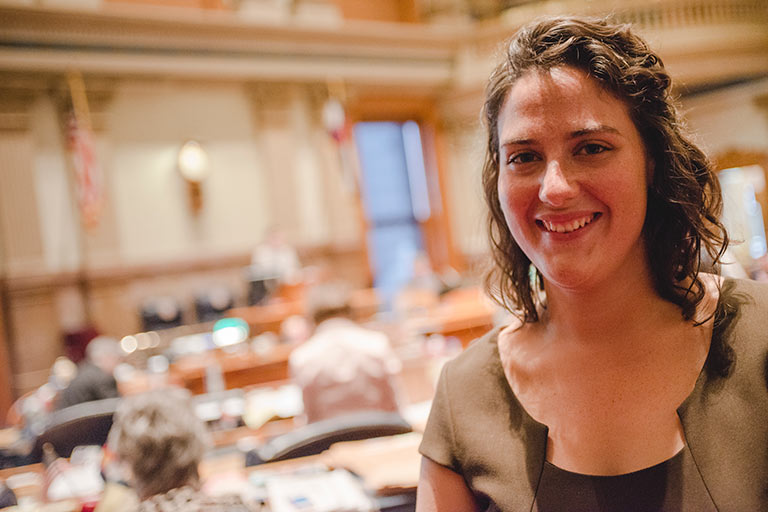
left=3, top=242, right=365, bottom=292
left=1, top=1, right=766, bottom=94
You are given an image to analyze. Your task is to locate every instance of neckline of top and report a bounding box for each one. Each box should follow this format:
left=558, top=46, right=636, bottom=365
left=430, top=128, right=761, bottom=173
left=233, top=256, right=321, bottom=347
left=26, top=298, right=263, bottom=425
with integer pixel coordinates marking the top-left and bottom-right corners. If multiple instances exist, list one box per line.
left=487, top=277, right=735, bottom=474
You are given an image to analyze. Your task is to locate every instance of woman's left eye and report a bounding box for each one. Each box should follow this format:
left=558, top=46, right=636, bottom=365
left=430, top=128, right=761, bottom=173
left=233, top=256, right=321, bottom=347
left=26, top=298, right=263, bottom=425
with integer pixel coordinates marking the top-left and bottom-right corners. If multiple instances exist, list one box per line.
left=576, top=143, right=610, bottom=156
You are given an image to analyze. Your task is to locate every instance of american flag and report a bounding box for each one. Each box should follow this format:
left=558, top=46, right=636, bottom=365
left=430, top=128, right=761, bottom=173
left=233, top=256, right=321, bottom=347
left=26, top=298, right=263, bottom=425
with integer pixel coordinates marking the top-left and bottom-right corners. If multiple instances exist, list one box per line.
left=66, top=71, right=103, bottom=230
left=66, top=111, right=103, bottom=229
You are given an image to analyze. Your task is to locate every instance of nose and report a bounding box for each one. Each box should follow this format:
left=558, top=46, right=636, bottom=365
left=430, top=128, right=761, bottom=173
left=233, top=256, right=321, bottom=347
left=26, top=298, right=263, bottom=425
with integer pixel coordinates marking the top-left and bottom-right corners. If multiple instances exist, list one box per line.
left=538, top=160, right=578, bottom=207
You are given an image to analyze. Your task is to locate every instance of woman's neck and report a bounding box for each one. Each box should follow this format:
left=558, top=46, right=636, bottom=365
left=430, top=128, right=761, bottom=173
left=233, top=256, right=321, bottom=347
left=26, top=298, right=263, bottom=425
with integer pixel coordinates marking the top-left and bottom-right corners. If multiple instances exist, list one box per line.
left=540, top=269, right=680, bottom=346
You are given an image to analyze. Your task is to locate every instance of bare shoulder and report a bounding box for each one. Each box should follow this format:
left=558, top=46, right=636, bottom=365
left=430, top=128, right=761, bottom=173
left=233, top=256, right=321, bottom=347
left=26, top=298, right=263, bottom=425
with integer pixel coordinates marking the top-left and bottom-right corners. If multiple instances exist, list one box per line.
left=416, top=456, right=479, bottom=512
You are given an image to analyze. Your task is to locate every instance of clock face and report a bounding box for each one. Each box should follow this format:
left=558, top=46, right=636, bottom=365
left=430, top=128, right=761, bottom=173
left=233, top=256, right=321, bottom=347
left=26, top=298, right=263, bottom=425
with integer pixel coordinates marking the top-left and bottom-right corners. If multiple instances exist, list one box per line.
left=178, top=140, right=210, bottom=183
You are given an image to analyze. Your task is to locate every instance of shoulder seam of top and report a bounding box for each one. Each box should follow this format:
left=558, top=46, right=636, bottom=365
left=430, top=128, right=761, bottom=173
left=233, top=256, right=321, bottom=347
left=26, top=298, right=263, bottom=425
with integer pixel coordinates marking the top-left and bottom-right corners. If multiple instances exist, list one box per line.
left=442, top=360, right=459, bottom=467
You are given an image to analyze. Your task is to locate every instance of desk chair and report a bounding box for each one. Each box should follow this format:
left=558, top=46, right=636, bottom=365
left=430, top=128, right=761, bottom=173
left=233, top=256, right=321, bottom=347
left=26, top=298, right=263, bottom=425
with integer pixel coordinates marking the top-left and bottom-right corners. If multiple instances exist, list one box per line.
left=29, top=398, right=120, bottom=463
left=247, top=277, right=277, bottom=306
left=195, top=287, right=235, bottom=324
left=245, top=410, right=412, bottom=466
left=140, top=297, right=183, bottom=331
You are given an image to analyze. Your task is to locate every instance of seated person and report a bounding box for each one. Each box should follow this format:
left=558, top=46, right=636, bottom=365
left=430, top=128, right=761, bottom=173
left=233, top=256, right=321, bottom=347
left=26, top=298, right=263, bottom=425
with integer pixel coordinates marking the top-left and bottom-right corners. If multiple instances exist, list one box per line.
left=289, top=283, right=402, bottom=424
left=394, top=252, right=463, bottom=317
left=7, top=357, right=78, bottom=439
left=250, top=226, right=301, bottom=284
left=55, top=336, right=122, bottom=410
left=107, top=388, right=255, bottom=511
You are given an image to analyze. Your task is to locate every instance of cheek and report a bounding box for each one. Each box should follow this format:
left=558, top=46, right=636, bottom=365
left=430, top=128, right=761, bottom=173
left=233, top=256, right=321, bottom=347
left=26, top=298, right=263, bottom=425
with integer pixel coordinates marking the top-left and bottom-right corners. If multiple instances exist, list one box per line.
left=594, top=175, right=648, bottom=229
left=497, top=176, right=533, bottom=238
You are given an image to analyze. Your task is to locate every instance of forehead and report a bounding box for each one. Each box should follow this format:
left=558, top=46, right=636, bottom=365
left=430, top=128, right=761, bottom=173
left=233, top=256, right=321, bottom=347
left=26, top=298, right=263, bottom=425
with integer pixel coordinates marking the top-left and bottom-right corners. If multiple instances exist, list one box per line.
left=497, top=67, right=635, bottom=141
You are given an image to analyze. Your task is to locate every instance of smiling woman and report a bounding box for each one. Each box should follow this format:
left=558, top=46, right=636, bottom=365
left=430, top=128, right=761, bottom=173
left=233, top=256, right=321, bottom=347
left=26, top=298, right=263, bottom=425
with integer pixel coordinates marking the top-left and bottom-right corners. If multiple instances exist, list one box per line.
left=481, top=17, right=727, bottom=324
left=416, top=15, right=768, bottom=512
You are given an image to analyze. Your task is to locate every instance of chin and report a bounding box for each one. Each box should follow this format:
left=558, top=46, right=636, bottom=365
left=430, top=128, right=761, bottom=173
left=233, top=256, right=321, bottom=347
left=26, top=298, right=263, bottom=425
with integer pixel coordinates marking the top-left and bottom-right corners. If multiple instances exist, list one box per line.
left=539, top=265, right=599, bottom=293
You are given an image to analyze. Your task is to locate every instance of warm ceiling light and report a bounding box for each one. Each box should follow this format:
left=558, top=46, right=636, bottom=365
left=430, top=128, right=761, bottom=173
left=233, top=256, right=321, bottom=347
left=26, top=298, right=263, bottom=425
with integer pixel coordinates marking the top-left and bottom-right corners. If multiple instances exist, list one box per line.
left=178, top=140, right=210, bottom=183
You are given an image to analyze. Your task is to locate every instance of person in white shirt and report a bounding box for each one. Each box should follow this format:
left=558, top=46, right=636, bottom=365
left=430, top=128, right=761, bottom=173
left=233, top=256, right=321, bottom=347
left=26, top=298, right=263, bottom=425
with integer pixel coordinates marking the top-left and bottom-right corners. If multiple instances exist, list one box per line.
left=250, top=226, right=301, bottom=284
left=289, top=283, right=402, bottom=424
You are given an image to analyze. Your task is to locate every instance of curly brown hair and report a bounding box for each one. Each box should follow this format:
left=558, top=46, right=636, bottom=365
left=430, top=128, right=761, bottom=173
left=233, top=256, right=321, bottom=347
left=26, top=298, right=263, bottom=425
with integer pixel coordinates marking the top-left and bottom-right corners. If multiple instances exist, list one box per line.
left=482, top=15, right=728, bottom=323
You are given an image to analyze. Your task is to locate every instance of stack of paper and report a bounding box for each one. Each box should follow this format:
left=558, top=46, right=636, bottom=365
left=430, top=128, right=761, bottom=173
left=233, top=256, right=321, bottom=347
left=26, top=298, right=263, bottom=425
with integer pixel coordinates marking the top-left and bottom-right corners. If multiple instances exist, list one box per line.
left=267, top=469, right=375, bottom=512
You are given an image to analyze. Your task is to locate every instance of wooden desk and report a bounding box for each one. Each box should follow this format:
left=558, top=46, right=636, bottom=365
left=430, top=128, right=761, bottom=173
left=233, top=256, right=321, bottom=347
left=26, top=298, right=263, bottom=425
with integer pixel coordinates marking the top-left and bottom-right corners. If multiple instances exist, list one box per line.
left=201, top=432, right=422, bottom=500
left=0, top=432, right=422, bottom=510
left=226, top=300, right=304, bottom=335
left=431, top=305, right=495, bottom=346
left=117, top=372, right=184, bottom=396
left=170, top=344, right=294, bottom=395
left=208, top=418, right=296, bottom=449
left=404, top=287, right=497, bottom=347
left=323, top=432, right=422, bottom=494
left=226, top=288, right=382, bottom=335
left=0, top=461, right=45, bottom=506
left=126, top=310, right=456, bottom=400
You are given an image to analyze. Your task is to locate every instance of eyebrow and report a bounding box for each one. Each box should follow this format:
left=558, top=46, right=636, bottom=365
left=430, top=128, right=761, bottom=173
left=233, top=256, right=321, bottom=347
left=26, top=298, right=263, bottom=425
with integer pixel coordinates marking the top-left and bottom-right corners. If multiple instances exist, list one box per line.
left=500, top=124, right=621, bottom=147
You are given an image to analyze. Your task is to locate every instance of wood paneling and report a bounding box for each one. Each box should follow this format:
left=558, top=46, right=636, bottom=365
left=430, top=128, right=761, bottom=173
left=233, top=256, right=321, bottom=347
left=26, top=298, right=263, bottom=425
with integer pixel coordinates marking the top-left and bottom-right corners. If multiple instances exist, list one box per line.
left=6, top=287, right=63, bottom=396
left=0, top=134, right=45, bottom=276
left=0, top=289, right=14, bottom=425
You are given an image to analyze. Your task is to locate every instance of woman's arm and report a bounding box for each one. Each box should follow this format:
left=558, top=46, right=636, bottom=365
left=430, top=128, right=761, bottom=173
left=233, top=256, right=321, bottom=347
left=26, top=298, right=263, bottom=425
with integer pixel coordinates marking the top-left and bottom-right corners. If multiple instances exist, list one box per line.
left=416, top=456, right=479, bottom=512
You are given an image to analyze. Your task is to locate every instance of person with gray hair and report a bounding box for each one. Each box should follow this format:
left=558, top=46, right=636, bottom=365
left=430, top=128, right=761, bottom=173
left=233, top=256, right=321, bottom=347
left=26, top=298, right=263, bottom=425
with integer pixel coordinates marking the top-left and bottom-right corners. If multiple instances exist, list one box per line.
left=55, top=336, right=122, bottom=410
left=107, top=389, right=255, bottom=511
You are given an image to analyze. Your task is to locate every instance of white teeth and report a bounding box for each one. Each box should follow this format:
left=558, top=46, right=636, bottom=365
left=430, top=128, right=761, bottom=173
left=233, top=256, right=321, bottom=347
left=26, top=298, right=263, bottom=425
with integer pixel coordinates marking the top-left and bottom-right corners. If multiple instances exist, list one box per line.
left=542, top=214, right=595, bottom=234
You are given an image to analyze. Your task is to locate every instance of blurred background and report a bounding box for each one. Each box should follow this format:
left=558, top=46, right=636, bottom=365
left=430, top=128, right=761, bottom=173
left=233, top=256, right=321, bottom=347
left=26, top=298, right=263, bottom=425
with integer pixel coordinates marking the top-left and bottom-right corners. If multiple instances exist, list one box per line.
left=0, top=0, right=766, bottom=423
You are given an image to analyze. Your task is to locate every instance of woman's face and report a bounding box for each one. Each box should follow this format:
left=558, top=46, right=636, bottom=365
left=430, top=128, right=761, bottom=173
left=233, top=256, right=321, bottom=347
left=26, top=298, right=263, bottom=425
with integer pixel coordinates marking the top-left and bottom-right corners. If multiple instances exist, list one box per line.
left=496, top=66, right=652, bottom=292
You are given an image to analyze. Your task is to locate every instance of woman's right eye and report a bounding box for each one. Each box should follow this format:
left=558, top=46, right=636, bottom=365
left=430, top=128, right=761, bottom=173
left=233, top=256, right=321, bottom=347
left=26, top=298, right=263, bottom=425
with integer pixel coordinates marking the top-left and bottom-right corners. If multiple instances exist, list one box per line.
left=507, top=152, right=540, bottom=165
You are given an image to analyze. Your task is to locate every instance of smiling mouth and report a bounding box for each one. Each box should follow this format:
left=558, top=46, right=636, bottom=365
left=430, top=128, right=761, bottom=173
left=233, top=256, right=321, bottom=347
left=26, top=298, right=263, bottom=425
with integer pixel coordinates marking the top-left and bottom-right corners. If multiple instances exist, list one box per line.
left=537, top=213, right=600, bottom=234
